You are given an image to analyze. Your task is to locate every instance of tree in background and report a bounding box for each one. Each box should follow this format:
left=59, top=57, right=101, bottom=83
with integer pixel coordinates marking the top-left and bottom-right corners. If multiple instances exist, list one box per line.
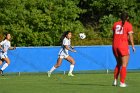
left=78, top=0, right=140, bottom=45
left=0, top=0, right=85, bottom=46
left=0, top=0, right=140, bottom=46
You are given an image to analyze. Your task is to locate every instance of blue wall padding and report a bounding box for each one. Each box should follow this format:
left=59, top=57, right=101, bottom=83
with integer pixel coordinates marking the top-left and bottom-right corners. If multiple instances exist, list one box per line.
left=1, top=45, right=140, bottom=72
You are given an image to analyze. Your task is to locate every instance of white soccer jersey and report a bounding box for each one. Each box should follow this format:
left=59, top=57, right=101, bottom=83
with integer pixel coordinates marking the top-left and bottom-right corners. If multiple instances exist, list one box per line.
left=0, top=39, right=11, bottom=55
left=58, top=37, right=71, bottom=58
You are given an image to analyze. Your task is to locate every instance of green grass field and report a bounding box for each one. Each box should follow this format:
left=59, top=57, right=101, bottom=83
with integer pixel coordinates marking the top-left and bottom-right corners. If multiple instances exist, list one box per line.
left=0, top=72, right=140, bottom=93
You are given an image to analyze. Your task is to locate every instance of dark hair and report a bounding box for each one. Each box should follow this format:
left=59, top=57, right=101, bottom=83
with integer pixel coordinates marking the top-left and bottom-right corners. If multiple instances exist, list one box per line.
left=120, top=12, right=128, bottom=31
left=4, top=32, right=10, bottom=40
left=60, top=31, right=71, bottom=45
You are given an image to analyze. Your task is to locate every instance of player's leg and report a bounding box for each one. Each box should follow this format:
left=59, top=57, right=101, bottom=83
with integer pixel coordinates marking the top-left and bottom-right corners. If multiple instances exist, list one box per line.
left=48, top=57, right=63, bottom=77
left=112, top=47, right=121, bottom=86
left=120, top=55, right=129, bottom=87
left=0, top=60, right=2, bottom=65
left=65, top=56, right=75, bottom=76
left=0, top=53, right=2, bottom=65
left=0, top=60, right=3, bottom=75
left=113, top=56, right=121, bottom=86
left=0, top=58, right=10, bottom=75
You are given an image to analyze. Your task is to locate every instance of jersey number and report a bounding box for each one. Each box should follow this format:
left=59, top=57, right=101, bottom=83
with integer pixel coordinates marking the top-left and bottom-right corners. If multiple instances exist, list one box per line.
left=115, top=25, right=123, bottom=34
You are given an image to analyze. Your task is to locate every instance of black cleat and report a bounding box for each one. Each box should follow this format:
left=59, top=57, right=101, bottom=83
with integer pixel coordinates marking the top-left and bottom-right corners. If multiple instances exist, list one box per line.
left=0, top=70, right=4, bottom=76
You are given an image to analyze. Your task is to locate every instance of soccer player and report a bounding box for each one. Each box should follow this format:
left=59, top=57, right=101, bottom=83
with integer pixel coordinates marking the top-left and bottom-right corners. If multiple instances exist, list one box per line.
left=0, top=33, right=16, bottom=76
left=112, top=12, right=135, bottom=87
left=48, top=31, right=76, bottom=77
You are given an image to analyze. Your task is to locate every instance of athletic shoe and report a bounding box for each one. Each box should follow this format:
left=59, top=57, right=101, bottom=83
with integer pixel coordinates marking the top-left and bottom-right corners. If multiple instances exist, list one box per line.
left=0, top=70, right=4, bottom=76
left=120, top=82, right=127, bottom=87
left=68, top=73, right=74, bottom=76
left=47, top=71, right=51, bottom=77
left=112, top=79, right=117, bottom=86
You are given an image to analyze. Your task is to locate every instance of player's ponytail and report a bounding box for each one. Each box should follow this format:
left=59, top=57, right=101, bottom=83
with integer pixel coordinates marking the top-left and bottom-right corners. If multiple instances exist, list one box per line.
left=120, top=12, right=128, bottom=31
left=60, top=31, right=71, bottom=45
left=3, top=32, right=10, bottom=40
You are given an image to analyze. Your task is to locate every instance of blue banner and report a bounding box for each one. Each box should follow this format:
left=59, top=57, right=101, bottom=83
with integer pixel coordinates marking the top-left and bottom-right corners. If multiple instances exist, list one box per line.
left=1, top=45, right=140, bottom=72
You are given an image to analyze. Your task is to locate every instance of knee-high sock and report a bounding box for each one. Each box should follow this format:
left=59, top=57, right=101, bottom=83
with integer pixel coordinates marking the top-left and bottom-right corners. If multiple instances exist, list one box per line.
left=49, top=66, right=56, bottom=73
left=120, top=66, right=127, bottom=83
left=1, top=63, right=8, bottom=71
left=69, top=65, right=74, bottom=73
left=114, top=65, right=120, bottom=80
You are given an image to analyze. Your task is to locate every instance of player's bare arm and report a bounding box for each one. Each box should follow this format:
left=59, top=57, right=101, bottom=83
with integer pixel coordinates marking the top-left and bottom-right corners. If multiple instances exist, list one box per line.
left=129, top=32, right=135, bottom=52
left=64, top=45, right=76, bottom=52
left=8, top=46, right=16, bottom=50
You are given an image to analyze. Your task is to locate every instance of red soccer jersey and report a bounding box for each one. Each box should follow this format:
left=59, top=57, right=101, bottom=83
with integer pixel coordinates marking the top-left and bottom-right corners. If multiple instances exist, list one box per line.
left=112, top=21, right=133, bottom=56
left=112, top=21, right=133, bottom=47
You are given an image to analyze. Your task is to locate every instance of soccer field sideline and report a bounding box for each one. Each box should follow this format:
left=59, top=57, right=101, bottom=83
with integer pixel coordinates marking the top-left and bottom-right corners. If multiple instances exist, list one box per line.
left=0, top=73, right=140, bottom=93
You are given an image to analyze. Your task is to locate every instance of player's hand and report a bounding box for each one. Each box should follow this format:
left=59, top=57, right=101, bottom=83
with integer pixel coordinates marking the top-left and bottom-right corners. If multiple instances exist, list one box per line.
left=13, top=46, right=16, bottom=50
left=71, top=49, right=76, bottom=52
left=14, top=44, right=16, bottom=50
left=13, top=47, right=16, bottom=50
left=132, top=46, right=136, bottom=52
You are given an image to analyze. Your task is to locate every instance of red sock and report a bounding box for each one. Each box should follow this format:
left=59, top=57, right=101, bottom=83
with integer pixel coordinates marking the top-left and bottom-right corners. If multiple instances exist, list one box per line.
left=120, top=67, right=127, bottom=83
left=114, top=65, right=120, bottom=79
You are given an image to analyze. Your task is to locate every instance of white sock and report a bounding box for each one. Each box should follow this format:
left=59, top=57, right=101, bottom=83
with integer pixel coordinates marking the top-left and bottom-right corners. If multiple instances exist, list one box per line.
left=1, top=63, right=8, bottom=71
left=49, top=66, right=56, bottom=73
left=69, top=65, right=74, bottom=73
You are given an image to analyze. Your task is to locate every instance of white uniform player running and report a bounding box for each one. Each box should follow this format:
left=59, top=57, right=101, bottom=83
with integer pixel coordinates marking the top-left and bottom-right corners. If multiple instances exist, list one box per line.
left=58, top=37, right=71, bottom=59
left=0, top=33, right=16, bottom=76
left=48, top=31, right=76, bottom=77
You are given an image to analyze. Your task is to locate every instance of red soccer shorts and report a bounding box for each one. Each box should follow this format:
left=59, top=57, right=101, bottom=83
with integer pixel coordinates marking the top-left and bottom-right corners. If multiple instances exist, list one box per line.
left=113, top=46, right=130, bottom=57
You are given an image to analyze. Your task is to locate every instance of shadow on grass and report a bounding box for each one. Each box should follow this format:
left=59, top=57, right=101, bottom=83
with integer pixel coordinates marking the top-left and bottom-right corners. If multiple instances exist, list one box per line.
left=60, top=82, right=110, bottom=86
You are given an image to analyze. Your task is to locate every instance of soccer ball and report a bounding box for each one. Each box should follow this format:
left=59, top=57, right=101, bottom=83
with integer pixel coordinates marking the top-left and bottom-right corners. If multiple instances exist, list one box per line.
left=79, top=33, right=86, bottom=39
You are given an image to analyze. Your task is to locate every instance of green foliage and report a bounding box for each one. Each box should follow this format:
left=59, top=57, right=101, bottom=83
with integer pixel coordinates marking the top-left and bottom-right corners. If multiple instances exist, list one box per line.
left=0, top=0, right=85, bottom=46
left=0, top=0, right=140, bottom=46
left=79, top=0, right=140, bottom=45
left=99, top=14, right=117, bottom=38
